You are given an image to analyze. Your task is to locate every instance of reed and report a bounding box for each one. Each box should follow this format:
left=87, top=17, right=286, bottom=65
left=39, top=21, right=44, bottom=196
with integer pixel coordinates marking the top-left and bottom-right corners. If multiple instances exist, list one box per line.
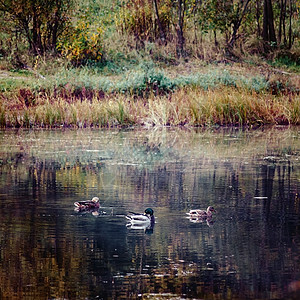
left=0, top=85, right=299, bottom=128
left=25, top=96, right=137, bottom=127
left=180, top=88, right=296, bottom=126
left=143, top=88, right=300, bottom=127
left=0, top=105, right=6, bottom=127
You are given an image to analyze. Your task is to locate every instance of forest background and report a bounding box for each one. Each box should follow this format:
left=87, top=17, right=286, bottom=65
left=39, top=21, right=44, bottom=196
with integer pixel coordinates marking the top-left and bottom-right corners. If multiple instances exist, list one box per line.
left=0, top=0, right=299, bottom=128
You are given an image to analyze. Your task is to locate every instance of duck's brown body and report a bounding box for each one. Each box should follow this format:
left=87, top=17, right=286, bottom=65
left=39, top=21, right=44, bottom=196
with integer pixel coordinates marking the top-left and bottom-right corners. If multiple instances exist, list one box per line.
left=187, top=206, right=216, bottom=218
left=74, top=197, right=100, bottom=211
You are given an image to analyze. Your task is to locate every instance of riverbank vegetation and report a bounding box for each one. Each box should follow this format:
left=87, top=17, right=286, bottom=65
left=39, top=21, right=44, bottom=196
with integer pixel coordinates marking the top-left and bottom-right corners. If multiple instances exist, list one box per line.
left=0, top=0, right=299, bottom=128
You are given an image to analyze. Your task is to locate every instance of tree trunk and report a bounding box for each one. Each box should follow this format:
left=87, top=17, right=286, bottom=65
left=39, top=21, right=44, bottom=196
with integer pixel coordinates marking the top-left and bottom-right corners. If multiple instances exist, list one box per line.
left=153, top=0, right=166, bottom=44
left=278, top=0, right=283, bottom=44
left=288, top=0, right=293, bottom=49
left=262, top=0, right=277, bottom=51
left=214, top=30, right=218, bottom=47
left=283, top=0, right=287, bottom=46
left=256, top=0, right=261, bottom=37
left=176, top=0, right=186, bottom=58
left=32, top=5, right=39, bottom=53
left=228, top=0, right=251, bottom=48
left=21, top=19, right=33, bottom=52
left=32, top=3, right=43, bottom=54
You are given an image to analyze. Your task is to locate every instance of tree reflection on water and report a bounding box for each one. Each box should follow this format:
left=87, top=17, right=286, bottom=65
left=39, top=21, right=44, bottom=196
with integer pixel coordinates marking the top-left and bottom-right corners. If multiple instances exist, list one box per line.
left=0, top=127, right=299, bottom=299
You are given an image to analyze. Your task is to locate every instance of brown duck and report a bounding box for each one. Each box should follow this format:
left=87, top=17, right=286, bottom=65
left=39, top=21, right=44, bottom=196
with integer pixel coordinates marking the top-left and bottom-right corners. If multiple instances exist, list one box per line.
left=74, top=197, right=100, bottom=211
left=187, top=206, right=216, bottom=218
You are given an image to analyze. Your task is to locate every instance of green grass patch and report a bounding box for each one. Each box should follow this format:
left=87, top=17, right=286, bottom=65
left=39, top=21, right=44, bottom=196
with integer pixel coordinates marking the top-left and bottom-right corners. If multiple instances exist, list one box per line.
left=20, top=62, right=272, bottom=97
left=269, top=51, right=300, bottom=73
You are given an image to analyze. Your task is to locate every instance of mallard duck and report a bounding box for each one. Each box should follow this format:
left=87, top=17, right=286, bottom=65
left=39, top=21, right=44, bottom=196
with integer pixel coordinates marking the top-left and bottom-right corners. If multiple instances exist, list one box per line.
left=126, top=208, right=155, bottom=225
left=74, top=197, right=100, bottom=211
left=187, top=206, right=216, bottom=218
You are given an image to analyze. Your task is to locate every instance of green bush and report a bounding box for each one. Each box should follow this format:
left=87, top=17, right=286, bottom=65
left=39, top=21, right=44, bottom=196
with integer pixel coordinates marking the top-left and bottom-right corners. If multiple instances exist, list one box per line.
left=112, top=61, right=175, bottom=95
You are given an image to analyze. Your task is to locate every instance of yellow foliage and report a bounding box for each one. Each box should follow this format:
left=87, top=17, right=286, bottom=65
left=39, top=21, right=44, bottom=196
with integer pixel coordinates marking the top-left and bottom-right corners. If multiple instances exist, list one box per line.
left=57, top=20, right=104, bottom=65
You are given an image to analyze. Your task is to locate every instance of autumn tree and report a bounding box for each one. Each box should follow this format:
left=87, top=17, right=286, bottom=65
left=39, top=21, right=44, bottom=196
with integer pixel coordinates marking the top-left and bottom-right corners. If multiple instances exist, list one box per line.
left=0, top=0, right=73, bottom=54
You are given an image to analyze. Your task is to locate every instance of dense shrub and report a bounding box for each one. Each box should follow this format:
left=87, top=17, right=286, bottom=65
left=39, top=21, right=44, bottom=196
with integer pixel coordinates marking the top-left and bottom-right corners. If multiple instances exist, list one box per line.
left=57, top=20, right=104, bottom=65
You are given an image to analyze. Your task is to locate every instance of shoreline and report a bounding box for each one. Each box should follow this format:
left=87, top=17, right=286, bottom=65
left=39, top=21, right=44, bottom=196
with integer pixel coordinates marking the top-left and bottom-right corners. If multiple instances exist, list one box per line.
left=1, top=62, right=299, bottom=128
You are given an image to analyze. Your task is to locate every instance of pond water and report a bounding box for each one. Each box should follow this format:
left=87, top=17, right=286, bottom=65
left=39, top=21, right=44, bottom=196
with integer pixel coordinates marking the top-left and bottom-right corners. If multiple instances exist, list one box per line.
left=0, top=127, right=299, bottom=300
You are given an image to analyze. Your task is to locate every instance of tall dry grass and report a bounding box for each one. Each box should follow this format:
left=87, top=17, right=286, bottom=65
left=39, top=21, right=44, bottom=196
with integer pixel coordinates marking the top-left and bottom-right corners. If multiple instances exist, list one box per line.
left=0, top=86, right=299, bottom=128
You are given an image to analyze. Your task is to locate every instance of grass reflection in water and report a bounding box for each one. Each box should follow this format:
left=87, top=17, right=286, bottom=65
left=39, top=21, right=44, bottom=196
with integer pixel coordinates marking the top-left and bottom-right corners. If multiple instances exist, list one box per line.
left=0, top=127, right=299, bottom=299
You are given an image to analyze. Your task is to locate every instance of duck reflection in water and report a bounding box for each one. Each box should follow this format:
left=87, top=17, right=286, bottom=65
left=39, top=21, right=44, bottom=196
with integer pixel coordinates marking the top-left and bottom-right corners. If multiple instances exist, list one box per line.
left=126, top=208, right=155, bottom=234
left=188, top=215, right=215, bottom=227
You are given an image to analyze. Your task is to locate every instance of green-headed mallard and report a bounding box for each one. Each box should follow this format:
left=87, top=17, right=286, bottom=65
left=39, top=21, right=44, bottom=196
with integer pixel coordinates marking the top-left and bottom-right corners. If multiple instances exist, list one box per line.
left=126, top=208, right=155, bottom=225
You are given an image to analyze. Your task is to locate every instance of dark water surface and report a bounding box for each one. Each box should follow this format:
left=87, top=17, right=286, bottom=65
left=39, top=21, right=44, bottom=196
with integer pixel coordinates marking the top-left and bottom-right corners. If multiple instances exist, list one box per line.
left=0, top=127, right=299, bottom=299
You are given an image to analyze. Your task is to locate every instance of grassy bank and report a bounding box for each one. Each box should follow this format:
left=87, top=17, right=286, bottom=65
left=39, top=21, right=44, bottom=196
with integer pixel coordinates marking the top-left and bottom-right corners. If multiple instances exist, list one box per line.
left=1, top=83, right=299, bottom=128
left=0, top=58, right=299, bottom=128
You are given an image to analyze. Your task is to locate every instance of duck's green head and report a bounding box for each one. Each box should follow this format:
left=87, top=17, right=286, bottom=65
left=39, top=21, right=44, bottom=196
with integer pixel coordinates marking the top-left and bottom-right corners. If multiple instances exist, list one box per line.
left=144, top=208, right=154, bottom=216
